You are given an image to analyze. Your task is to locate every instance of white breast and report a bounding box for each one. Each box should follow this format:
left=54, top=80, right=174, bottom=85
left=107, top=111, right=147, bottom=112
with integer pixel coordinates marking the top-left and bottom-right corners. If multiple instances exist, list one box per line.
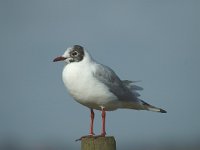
left=62, top=61, right=118, bottom=110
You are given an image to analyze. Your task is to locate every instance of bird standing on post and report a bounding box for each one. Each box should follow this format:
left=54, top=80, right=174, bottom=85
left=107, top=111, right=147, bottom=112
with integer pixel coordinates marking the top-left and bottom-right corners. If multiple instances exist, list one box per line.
left=53, top=45, right=166, bottom=140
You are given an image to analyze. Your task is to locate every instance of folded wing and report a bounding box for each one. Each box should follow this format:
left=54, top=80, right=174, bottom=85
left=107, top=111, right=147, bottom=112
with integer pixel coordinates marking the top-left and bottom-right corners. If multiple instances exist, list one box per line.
left=92, top=64, right=139, bottom=102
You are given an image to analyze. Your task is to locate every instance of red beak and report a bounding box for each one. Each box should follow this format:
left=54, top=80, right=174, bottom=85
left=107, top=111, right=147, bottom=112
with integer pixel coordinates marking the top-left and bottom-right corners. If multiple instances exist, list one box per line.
left=53, top=56, right=66, bottom=62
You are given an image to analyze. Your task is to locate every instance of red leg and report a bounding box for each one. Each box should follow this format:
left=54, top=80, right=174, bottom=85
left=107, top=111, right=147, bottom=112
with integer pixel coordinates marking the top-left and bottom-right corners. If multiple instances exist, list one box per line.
left=101, top=107, right=106, bottom=136
left=76, top=108, right=106, bottom=141
left=90, top=109, right=95, bottom=135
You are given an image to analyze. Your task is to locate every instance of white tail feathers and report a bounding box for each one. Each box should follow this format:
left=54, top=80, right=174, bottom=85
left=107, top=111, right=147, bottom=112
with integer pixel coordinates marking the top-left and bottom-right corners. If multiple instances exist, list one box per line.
left=147, top=107, right=167, bottom=113
left=141, top=100, right=167, bottom=113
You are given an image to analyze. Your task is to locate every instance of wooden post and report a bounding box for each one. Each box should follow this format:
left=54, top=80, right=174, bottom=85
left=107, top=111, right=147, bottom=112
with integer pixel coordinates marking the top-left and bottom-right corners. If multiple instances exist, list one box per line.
left=81, top=136, right=116, bottom=150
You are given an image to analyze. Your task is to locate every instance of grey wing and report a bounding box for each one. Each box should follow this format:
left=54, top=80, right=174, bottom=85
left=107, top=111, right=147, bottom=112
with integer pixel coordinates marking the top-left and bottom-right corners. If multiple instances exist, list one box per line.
left=122, top=80, right=143, bottom=97
left=93, top=64, right=138, bottom=101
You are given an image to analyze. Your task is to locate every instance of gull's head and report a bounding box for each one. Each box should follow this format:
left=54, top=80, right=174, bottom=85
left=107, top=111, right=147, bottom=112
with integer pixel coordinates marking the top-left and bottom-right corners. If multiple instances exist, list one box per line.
left=53, top=45, right=85, bottom=64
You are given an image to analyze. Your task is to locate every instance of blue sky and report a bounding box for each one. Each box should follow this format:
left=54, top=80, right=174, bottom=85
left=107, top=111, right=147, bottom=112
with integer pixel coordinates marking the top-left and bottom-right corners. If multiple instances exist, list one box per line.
left=0, top=0, right=199, bottom=149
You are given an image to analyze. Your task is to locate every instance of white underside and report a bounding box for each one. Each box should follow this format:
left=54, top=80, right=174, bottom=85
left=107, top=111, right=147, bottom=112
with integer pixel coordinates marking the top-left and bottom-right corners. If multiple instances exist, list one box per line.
left=62, top=60, right=121, bottom=111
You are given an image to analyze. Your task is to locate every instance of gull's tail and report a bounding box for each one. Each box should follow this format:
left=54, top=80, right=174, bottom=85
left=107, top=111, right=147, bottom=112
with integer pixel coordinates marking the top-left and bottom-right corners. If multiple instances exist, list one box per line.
left=122, top=80, right=166, bottom=113
left=141, top=100, right=167, bottom=113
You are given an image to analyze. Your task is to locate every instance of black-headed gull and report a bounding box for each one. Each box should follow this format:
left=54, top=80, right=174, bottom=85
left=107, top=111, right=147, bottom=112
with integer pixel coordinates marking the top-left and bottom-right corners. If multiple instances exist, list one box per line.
left=53, top=45, right=166, bottom=139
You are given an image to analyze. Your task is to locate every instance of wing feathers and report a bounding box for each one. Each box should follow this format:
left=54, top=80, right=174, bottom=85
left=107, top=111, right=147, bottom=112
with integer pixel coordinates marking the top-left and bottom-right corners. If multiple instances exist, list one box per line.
left=92, top=64, right=138, bottom=101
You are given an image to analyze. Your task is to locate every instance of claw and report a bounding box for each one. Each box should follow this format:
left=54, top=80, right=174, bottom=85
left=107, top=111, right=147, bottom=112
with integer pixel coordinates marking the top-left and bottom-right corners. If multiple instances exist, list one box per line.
left=76, top=134, right=106, bottom=141
left=75, top=135, right=93, bottom=141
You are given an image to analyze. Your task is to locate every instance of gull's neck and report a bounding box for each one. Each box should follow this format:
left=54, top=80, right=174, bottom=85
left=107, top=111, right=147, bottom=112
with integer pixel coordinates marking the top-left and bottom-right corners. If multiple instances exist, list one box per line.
left=82, top=50, right=95, bottom=64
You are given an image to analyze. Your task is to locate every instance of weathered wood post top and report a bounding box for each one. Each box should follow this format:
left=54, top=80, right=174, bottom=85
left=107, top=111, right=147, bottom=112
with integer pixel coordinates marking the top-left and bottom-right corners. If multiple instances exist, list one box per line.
left=81, top=136, right=116, bottom=150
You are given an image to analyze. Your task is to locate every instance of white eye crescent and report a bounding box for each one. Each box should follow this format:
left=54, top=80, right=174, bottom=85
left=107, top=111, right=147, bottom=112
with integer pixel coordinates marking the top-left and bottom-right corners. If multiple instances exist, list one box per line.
left=71, top=51, right=78, bottom=56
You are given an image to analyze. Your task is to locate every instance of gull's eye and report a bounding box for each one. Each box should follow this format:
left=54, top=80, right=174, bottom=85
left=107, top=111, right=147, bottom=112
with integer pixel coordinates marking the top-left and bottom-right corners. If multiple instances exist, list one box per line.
left=71, top=51, right=78, bottom=56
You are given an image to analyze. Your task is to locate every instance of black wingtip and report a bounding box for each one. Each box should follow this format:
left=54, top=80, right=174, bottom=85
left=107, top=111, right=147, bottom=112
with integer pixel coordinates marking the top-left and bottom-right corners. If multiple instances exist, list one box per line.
left=160, top=109, right=167, bottom=113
